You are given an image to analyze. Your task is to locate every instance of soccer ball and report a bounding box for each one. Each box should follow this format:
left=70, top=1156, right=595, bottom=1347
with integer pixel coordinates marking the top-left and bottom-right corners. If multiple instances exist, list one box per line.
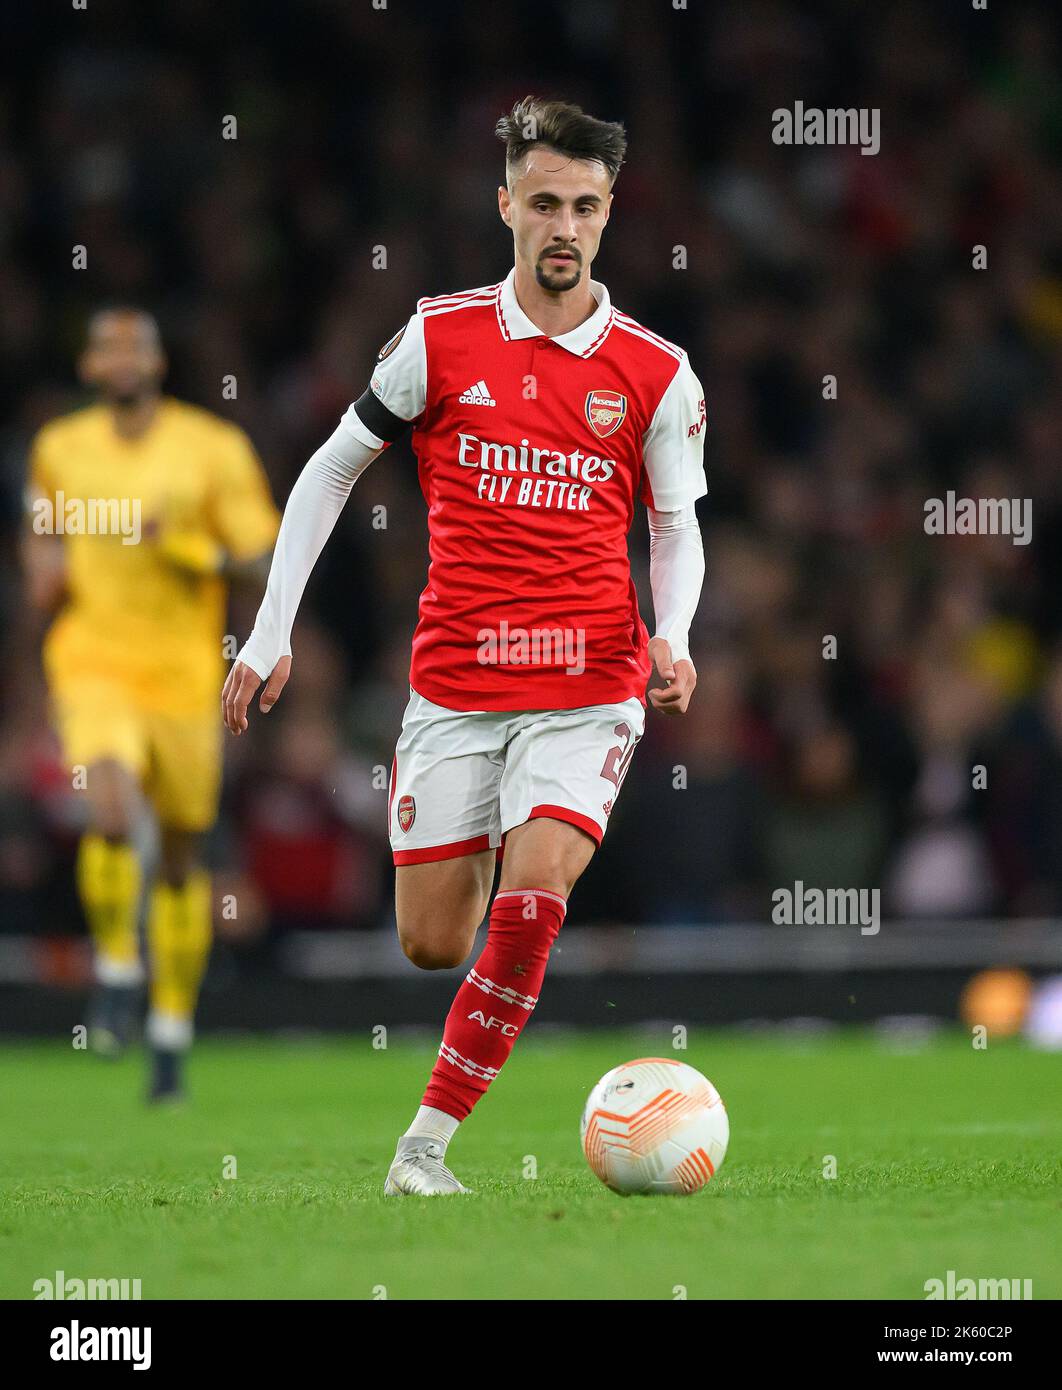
left=580, top=1057, right=729, bottom=1195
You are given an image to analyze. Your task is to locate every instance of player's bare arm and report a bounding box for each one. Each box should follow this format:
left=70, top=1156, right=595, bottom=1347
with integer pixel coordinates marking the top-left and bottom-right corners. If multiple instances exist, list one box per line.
left=21, top=528, right=68, bottom=615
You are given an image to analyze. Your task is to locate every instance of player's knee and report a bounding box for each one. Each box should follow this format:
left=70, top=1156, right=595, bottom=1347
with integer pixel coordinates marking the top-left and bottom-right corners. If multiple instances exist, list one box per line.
left=396, top=900, right=482, bottom=970
left=86, top=760, right=138, bottom=840
left=402, top=940, right=466, bottom=971
left=397, top=925, right=470, bottom=971
left=159, top=863, right=190, bottom=890
left=159, top=836, right=203, bottom=889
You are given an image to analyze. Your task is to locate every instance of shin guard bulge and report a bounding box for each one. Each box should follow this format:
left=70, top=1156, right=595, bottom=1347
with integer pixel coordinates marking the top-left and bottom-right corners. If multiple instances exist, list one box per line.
left=422, top=887, right=567, bottom=1120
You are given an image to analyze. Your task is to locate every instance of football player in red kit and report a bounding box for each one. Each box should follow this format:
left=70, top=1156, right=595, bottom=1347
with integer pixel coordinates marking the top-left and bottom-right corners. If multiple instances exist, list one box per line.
left=223, top=96, right=706, bottom=1194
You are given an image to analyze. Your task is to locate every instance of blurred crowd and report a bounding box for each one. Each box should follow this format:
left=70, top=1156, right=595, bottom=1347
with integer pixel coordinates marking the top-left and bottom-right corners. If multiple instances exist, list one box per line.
left=1, top=0, right=1061, bottom=943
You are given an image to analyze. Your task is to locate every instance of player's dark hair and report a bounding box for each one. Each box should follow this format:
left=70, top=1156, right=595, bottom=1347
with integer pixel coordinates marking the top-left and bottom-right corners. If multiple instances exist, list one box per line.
left=495, top=96, right=627, bottom=187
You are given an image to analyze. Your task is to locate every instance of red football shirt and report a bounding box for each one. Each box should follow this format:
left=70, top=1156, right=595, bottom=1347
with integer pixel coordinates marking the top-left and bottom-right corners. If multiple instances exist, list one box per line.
left=343, top=270, right=707, bottom=712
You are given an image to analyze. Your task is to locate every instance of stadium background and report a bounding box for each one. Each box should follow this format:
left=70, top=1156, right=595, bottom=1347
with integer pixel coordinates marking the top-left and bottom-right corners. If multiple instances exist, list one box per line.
left=1, top=0, right=1061, bottom=1033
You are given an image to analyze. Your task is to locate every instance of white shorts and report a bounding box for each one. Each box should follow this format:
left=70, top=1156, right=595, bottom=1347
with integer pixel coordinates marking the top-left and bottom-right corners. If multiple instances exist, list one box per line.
left=388, top=688, right=646, bottom=865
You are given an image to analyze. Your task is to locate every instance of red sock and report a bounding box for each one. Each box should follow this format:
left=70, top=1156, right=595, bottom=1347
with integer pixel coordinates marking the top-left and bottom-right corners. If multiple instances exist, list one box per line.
left=422, top=888, right=567, bottom=1121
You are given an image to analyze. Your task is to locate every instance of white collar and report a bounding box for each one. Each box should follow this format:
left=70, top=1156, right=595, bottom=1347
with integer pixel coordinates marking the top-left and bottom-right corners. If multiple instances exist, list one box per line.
left=496, top=267, right=614, bottom=357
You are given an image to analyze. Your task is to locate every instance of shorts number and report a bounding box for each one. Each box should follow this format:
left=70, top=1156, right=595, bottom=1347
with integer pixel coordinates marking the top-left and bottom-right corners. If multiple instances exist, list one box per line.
left=600, top=721, right=638, bottom=791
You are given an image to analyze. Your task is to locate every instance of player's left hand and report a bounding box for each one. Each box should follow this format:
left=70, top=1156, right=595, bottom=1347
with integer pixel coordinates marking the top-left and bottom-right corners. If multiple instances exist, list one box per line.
left=222, top=656, right=291, bottom=735
left=647, top=637, right=696, bottom=716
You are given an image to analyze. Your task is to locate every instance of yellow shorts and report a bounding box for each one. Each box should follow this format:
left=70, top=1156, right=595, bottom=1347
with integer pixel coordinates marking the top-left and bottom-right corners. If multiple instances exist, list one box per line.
left=50, top=675, right=222, bottom=832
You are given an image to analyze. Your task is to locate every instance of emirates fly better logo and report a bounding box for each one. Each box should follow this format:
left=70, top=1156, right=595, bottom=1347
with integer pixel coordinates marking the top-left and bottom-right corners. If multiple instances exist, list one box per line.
left=456, top=432, right=616, bottom=513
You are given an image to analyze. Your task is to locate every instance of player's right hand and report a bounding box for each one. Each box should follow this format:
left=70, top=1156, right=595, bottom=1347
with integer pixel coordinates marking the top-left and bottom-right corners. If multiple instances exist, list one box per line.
left=222, top=656, right=291, bottom=735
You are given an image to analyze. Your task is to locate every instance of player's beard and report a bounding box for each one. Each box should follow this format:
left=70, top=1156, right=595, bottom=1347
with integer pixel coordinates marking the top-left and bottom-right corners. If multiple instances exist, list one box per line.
left=535, top=253, right=582, bottom=293
left=105, top=378, right=155, bottom=409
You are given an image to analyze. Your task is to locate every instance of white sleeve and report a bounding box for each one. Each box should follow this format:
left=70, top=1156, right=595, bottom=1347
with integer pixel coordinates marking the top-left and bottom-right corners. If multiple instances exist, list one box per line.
left=346, top=309, right=427, bottom=444
left=641, top=355, right=708, bottom=512
left=647, top=503, right=705, bottom=666
left=235, top=418, right=383, bottom=679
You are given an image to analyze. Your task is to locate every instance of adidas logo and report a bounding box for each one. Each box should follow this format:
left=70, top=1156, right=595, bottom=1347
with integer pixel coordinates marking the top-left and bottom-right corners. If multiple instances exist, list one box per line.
left=459, top=379, right=496, bottom=407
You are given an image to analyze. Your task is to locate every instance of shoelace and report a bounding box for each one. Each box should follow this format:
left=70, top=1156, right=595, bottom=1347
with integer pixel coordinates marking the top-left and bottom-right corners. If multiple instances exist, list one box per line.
left=402, top=1142, right=444, bottom=1166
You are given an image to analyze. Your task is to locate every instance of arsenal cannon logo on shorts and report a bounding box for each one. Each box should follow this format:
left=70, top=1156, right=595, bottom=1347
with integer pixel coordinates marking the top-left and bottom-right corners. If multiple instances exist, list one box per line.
left=584, top=389, right=628, bottom=440
left=397, top=794, right=416, bottom=832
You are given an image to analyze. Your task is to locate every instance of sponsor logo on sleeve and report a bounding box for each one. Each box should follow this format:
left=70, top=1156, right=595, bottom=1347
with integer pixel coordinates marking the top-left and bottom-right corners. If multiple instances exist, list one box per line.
left=377, top=325, right=406, bottom=362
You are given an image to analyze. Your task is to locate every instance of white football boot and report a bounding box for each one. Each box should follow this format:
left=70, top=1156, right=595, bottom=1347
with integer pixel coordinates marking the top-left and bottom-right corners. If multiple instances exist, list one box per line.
left=383, top=1137, right=472, bottom=1196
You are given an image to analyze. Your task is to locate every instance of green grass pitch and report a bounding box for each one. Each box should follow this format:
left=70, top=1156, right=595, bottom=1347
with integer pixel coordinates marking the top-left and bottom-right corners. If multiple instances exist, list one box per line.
left=1, top=1030, right=1059, bottom=1300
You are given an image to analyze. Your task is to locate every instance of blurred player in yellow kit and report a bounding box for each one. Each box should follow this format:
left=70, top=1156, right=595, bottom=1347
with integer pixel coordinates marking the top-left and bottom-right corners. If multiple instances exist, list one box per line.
left=25, top=308, right=279, bottom=1100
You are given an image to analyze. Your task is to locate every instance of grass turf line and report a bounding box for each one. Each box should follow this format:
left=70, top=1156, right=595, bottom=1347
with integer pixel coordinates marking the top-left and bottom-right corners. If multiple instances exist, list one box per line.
left=0, top=1031, right=1058, bottom=1300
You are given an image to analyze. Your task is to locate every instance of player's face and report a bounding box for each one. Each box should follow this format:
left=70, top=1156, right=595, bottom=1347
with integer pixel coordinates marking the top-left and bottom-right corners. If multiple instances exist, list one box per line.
left=79, top=312, right=166, bottom=406
left=500, top=149, right=613, bottom=292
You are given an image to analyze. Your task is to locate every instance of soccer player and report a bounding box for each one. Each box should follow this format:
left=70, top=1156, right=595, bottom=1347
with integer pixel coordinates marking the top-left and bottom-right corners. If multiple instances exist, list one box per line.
left=26, top=308, right=279, bottom=1099
left=223, top=97, right=707, bottom=1191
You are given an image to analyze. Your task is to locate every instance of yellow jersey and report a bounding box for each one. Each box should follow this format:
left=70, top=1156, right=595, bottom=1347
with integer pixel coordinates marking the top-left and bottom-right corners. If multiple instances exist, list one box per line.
left=29, top=398, right=279, bottom=714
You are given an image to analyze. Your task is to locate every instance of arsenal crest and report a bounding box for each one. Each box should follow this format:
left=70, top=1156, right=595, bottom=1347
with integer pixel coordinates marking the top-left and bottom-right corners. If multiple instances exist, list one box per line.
left=585, top=389, right=628, bottom=439
left=397, top=794, right=416, bottom=832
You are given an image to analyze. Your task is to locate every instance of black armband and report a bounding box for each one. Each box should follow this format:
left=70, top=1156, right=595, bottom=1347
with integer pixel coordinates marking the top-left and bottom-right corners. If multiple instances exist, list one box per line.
left=352, top=389, right=412, bottom=444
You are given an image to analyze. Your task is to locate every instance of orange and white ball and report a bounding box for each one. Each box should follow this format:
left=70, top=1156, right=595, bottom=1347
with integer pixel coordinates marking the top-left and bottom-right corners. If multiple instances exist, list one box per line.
left=581, top=1057, right=729, bottom=1195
